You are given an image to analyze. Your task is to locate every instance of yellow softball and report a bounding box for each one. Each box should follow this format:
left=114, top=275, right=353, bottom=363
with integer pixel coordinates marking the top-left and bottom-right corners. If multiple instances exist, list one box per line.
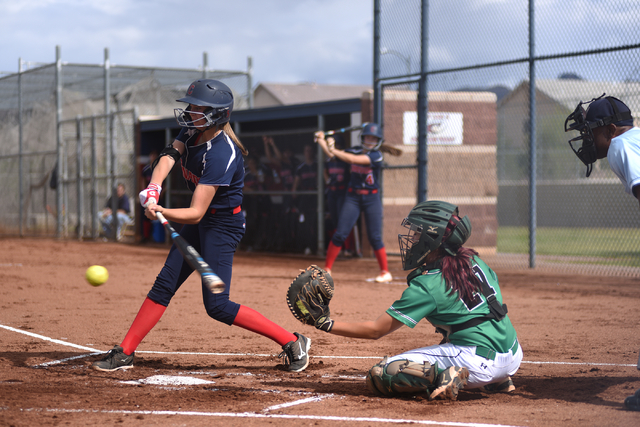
left=86, top=265, right=109, bottom=287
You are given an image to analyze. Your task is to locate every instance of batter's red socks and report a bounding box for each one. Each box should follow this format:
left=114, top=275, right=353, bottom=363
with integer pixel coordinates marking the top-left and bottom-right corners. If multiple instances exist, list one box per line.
left=233, top=305, right=296, bottom=347
left=325, top=241, right=342, bottom=271
left=374, top=247, right=389, bottom=273
left=120, top=297, right=167, bottom=355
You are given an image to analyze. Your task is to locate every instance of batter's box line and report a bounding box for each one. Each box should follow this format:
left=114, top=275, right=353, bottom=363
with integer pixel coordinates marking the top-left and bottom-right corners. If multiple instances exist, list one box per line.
left=17, top=408, right=528, bottom=427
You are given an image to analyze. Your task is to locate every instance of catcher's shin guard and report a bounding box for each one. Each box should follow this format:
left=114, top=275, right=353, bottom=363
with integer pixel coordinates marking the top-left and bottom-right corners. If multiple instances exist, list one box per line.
left=366, top=357, right=438, bottom=397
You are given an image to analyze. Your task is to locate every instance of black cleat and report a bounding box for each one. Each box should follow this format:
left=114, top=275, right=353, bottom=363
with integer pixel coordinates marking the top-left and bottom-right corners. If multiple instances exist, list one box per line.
left=279, top=333, right=311, bottom=372
left=92, top=345, right=134, bottom=372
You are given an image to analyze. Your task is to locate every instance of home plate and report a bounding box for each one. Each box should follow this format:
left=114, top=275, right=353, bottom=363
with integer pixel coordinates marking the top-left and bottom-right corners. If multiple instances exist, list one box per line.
left=120, top=375, right=215, bottom=386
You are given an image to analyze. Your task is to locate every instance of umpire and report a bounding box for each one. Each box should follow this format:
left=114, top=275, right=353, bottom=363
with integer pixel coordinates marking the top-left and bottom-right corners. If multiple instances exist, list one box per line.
left=565, top=93, right=640, bottom=411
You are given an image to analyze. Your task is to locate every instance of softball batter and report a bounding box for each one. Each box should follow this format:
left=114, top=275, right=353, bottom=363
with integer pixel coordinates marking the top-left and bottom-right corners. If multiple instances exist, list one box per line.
left=312, top=201, right=522, bottom=400
left=92, top=79, right=311, bottom=373
left=315, top=123, right=391, bottom=282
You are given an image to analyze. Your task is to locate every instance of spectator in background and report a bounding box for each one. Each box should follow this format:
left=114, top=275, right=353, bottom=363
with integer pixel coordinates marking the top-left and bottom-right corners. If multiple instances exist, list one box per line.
left=100, top=182, right=133, bottom=240
left=292, top=143, right=318, bottom=255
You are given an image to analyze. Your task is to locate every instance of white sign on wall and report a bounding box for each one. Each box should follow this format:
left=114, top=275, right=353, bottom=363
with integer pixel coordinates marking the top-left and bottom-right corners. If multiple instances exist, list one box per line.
left=403, top=111, right=464, bottom=145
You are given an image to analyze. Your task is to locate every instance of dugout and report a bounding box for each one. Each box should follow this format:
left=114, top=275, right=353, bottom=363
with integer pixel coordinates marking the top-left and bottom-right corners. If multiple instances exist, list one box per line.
left=137, top=97, right=367, bottom=253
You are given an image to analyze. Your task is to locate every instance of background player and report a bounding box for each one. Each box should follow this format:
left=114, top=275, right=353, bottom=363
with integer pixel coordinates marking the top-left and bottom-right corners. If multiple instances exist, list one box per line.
left=315, top=123, right=391, bottom=282
left=92, top=79, right=311, bottom=373
left=310, top=201, right=522, bottom=400
left=565, top=94, right=640, bottom=411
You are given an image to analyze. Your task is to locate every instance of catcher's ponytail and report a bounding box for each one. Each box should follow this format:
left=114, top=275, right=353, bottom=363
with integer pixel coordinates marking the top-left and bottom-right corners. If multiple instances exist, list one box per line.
left=440, top=247, right=481, bottom=303
left=438, top=215, right=482, bottom=302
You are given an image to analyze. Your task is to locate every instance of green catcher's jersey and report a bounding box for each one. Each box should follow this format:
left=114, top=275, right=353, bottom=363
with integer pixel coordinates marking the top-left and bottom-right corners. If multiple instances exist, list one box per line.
left=386, top=256, right=517, bottom=353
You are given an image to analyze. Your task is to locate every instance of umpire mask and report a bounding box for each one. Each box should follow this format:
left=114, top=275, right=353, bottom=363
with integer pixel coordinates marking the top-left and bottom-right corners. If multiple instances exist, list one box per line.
left=565, top=94, right=633, bottom=177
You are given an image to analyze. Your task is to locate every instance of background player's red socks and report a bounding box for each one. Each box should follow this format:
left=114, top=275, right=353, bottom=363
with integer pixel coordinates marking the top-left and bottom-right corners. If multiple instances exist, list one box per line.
left=325, top=241, right=342, bottom=271
left=233, top=305, right=296, bottom=346
left=374, top=247, right=389, bottom=272
left=120, top=297, right=167, bottom=355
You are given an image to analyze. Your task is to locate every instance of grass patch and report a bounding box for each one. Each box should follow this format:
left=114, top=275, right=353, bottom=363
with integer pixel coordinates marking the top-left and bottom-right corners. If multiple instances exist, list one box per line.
left=497, top=227, right=640, bottom=267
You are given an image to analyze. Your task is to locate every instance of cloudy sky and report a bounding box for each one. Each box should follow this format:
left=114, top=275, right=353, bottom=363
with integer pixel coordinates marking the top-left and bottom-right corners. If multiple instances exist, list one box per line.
left=1, top=1, right=638, bottom=90
left=0, top=0, right=374, bottom=86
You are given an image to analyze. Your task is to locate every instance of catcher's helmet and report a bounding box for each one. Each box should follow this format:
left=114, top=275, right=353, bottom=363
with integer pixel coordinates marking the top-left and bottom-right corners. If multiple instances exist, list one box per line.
left=361, top=122, right=383, bottom=150
left=398, top=201, right=472, bottom=271
left=564, top=94, right=633, bottom=177
left=174, top=79, right=234, bottom=129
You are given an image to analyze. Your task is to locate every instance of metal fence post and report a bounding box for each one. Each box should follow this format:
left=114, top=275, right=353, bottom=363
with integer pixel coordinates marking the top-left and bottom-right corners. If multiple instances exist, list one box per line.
left=55, top=45, right=63, bottom=238
left=76, top=117, right=84, bottom=240
left=91, top=116, right=98, bottom=239
left=528, top=0, right=537, bottom=268
left=417, top=0, right=429, bottom=203
left=18, top=58, right=24, bottom=236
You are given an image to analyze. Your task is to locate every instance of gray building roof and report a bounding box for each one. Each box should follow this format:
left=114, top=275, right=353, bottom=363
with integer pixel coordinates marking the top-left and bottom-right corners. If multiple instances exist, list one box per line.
left=254, top=82, right=372, bottom=107
left=501, top=79, right=640, bottom=115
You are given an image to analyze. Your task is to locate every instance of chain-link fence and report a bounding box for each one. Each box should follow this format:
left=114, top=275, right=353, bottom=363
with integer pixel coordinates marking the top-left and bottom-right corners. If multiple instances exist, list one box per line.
left=377, top=0, right=640, bottom=276
left=0, top=47, right=251, bottom=240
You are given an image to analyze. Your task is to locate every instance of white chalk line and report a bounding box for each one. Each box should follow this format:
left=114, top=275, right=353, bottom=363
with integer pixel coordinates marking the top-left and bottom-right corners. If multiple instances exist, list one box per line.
left=17, top=408, right=526, bottom=427
left=0, top=324, right=100, bottom=352
left=1, top=322, right=637, bottom=369
left=263, top=394, right=334, bottom=411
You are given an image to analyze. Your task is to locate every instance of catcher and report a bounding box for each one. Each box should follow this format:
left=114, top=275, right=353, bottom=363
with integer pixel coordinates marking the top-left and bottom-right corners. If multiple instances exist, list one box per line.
left=287, top=201, right=522, bottom=401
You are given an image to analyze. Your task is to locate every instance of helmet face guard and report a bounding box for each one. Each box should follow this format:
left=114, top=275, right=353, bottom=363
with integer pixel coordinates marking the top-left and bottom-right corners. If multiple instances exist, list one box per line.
left=565, top=94, right=633, bottom=177
left=174, top=106, right=230, bottom=129
left=398, top=218, right=434, bottom=271
left=564, top=96, right=601, bottom=177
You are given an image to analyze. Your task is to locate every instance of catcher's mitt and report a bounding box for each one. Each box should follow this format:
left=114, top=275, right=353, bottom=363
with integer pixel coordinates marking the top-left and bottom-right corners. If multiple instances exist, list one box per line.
left=286, top=265, right=334, bottom=331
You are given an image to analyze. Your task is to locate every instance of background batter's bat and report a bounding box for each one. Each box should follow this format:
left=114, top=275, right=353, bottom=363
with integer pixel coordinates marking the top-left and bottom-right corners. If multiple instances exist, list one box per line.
left=324, top=124, right=365, bottom=136
left=322, top=125, right=403, bottom=156
left=155, top=212, right=225, bottom=294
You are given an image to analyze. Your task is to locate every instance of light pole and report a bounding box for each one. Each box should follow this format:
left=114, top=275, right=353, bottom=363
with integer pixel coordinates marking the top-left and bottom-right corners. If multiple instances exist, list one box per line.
left=380, top=47, right=411, bottom=77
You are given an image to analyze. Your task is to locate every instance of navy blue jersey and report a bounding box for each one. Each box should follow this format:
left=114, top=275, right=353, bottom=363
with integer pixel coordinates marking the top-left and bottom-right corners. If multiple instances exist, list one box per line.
left=295, top=161, right=318, bottom=191
left=346, top=146, right=383, bottom=190
left=176, top=128, right=244, bottom=210
left=325, top=157, right=349, bottom=189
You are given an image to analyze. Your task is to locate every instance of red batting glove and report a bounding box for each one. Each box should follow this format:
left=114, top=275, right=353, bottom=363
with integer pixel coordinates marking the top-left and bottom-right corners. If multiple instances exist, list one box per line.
left=139, top=183, right=162, bottom=208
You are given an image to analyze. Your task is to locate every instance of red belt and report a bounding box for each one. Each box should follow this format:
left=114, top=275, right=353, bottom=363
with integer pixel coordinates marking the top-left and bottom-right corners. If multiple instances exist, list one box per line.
left=348, top=188, right=378, bottom=195
left=210, top=206, right=242, bottom=215
left=329, top=185, right=346, bottom=191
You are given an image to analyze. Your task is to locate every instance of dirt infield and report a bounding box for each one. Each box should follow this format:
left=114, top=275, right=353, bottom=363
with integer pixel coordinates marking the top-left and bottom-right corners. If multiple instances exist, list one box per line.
left=1, top=237, right=639, bottom=426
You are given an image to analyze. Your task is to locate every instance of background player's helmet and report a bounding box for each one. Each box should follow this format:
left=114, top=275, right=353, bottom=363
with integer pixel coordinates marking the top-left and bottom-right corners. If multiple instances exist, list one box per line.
left=360, top=122, right=384, bottom=150
left=174, top=79, right=234, bottom=129
left=564, top=94, right=633, bottom=177
left=398, top=200, right=472, bottom=271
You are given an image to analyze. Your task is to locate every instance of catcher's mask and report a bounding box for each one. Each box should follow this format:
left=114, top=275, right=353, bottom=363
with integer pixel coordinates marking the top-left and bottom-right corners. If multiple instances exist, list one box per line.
left=174, top=79, right=233, bottom=130
left=398, top=201, right=472, bottom=271
left=564, top=94, right=633, bottom=177
left=361, top=122, right=383, bottom=151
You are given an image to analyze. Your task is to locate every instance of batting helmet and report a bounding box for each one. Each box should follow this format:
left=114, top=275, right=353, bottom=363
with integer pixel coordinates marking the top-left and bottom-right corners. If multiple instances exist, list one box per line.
left=361, top=122, right=383, bottom=150
left=174, top=79, right=234, bottom=129
left=398, top=201, right=472, bottom=271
